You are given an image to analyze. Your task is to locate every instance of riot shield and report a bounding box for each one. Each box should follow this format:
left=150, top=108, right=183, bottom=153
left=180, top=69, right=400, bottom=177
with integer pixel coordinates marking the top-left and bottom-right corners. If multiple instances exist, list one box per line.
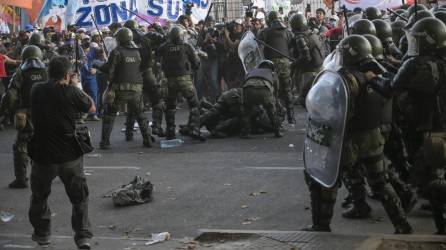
left=304, top=70, right=349, bottom=188
left=238, top=30, right=264, bottom=73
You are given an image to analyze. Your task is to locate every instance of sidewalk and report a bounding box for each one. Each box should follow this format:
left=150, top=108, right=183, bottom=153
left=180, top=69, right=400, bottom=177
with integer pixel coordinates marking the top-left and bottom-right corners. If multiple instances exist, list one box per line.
left=2, top=230, right=445, bottom=250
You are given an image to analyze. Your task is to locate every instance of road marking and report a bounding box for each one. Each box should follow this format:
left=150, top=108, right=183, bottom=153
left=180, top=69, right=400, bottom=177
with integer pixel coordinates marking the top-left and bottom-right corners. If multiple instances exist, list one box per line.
left=244, top=167, right=304, bottom=170
left=84, top=166, right=141, bottom=170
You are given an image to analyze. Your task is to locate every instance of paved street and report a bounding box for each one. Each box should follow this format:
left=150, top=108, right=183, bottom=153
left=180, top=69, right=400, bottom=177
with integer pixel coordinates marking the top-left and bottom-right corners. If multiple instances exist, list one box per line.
left=0, top=107, right=438, bottom=249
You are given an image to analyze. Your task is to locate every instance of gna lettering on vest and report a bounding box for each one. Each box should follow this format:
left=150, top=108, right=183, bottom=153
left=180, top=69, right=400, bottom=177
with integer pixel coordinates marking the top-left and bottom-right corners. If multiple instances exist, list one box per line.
left=125, top=57, right=137, bottom=63
left=30, top=74, right=44, bottom=81
left=169, top=46, right=181, bottom=52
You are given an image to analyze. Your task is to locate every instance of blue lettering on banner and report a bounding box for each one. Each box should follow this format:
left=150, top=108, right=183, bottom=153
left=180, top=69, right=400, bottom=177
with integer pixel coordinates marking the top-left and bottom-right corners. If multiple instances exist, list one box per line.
left=110, top=2, right=128, bottom=22
left=167, top=0, right=180, bottom=19
left=147, top=0, right=163, bottom=17
left=76, top=0, right=137, bottom=27
left=77, top=6, right=93, bottom=26
left=95, top=5, right=111, bottom=25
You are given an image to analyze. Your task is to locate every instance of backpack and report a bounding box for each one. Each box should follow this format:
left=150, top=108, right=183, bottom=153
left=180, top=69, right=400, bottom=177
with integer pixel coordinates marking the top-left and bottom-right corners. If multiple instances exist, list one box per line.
left=112, top=176, right=154, bottom=206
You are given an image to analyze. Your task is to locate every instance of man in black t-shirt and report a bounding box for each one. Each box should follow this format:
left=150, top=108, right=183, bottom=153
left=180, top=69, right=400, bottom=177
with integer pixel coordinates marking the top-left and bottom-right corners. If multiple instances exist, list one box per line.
left=28, top=56, right=95, bottom=249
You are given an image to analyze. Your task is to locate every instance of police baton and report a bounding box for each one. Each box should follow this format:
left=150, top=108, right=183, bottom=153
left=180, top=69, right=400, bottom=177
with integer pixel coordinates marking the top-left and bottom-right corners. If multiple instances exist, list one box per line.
left=90, top=14, right=109, bottom=56
left=254, top=38, right=296, bottom=62
left=342, top=5, right=350, bottom=36
left=386, top=8, right=408, bottom=22
left=113, top=4, right=153, bottom=25
left=196, top=2, right=214, bottom=47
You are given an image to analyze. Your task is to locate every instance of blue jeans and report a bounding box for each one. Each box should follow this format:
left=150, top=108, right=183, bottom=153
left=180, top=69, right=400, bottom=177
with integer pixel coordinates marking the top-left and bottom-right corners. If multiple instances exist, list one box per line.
left=82, top=78, right=98, bottom=115
left=202, top=57, right=220, bottom=100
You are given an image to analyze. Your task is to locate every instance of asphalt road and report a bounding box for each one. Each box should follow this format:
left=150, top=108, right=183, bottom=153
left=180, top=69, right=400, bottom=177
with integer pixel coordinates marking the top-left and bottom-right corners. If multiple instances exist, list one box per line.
left=0, top=107, right=436, bottom=249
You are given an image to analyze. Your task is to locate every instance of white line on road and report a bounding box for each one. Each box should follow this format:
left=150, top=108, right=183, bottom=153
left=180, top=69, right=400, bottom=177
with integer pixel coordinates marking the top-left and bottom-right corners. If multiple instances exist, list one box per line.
left=244, top=167, right=304, bottom=170
left=0, top=233, right=150, bottom=241
left=84, top=166, right=141, bottom=170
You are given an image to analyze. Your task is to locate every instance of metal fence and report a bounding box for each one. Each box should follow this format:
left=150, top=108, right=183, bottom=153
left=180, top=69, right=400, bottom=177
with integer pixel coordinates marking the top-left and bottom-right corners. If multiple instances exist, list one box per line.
left=211, top=0, right=332, bottom=22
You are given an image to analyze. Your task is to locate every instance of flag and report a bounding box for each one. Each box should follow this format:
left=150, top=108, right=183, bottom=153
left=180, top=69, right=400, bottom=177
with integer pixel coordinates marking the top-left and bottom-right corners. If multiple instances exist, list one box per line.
left=0, top=5, right=20, bottom=26
left=65, top=0, right=79, bottom=25
left=0, top=0, right=32, bottom=9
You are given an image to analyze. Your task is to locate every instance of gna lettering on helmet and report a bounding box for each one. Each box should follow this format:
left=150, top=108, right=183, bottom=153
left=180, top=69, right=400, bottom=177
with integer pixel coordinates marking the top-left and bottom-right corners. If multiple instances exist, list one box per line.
left=30, top=74, right=44, bottom=81
left=125, top=57, right=137, bottom=63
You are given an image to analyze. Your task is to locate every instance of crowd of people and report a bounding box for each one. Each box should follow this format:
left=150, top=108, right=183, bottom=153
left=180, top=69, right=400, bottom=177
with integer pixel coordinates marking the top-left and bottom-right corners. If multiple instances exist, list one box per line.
left=1, top=2, right=446, bottom=249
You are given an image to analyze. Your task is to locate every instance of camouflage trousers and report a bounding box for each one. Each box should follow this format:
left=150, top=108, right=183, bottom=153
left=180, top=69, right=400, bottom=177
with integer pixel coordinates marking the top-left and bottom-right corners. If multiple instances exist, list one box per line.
left=306, top=128, right=408, bottom=230
left=412, top=132, right=446, bottom=234
left=343, top=124, right=416, bottom=212
left=101, top=90, right=152, bottom=145
left=271, top=58, right=294, bottom=121
left=241, top=87, right=279, bottom=136
left=165, top=75, right=200, bottom=138
left=13, top=119, right=33, bottom=180
left=293, top=69, right=319, bottom=107
left=127, top=68, right=164, bottom=137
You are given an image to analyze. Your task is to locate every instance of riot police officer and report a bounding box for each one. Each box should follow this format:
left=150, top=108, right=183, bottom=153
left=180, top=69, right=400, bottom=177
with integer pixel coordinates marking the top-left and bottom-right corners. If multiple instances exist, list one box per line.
left=257, top=11, right=295, bottom=123
left=3, top=45, right=48, bottom=188
left=241, top=60, right=282, bottom=138
left=99, top=28, right=153, bottom=149
left=303, top=35, right=412, bottom=234
left=156, top=27, right=202, bottom=140
left=289, top=13, right=325, bottom=106
left=28, top=33, right=58, bottom=64
left=123, top=20, right=165, bottom=138
left=368, top=18, right=446, bottom=234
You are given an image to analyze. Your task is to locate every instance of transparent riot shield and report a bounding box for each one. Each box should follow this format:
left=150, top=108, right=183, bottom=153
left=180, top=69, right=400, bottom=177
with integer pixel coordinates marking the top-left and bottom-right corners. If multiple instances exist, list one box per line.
left=238, top=30, right=264, bottom=73
left=304, top=70, right=350, bottom=188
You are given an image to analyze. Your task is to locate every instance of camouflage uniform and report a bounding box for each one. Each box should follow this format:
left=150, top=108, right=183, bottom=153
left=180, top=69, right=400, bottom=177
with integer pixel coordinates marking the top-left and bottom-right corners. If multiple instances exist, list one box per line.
left=156, top=29, right=201, bottom=140
left=100, top=28, right=153, bottom=149
left=3, top=52, right=48, bottom=188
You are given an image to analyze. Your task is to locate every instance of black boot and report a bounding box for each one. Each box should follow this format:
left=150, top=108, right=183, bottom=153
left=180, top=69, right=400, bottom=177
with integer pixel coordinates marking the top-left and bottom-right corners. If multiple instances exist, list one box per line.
left=394, top=221, right=413, bottom=234
left=9, top=178, right=28, bottom=188
left=342, top=202, right=372, bottom=219
left=342, top=193, right=353, bottom=208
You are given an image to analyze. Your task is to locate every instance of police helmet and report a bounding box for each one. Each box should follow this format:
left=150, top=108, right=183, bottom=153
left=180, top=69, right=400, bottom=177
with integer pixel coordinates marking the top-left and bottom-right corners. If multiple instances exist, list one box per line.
left=365, top=7, right=382, bottom=20
left=28, top=33, right=44, bottom=46
left=169, top=26, right=183, bottom=42
left=363, top=34, right=384, bottom=60
left=21, top=45, right=43, bottom=61
left=267, top=11, right=279, bottom=25
left=406, top=10, right=434, bottom=29
left=372, top=19, right=393, bottom=43
left=289, top=13, right=307, bottom=31
left=407, top=17, right=446, bottom=56
left=407, top=4, right=428, bottom=18
left=337, top=35, right=373, bottom=67
left=350, top=19, right=377, bottom=36
left=116, top=27, right=134, bottom=44
left=124, top=19, right=138, bottom=30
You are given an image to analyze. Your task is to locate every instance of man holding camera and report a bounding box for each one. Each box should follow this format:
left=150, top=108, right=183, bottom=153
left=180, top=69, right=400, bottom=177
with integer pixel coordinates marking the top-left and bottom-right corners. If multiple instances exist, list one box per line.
left=28, top=56, right=95, bottom=249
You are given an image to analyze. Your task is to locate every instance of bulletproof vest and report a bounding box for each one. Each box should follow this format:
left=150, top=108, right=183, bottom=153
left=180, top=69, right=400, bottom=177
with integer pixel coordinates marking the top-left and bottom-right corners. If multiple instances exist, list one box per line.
left=20, top=68, right=48, bottom=109
left=161, top=42, right=192, bottom=77
left=341, top=69, right=382, bottom=131
left=263, top=26, right=291, bottom=60
left=115, top=47, right=143, bottom=84
left=306, top=32, right=326, bottom=69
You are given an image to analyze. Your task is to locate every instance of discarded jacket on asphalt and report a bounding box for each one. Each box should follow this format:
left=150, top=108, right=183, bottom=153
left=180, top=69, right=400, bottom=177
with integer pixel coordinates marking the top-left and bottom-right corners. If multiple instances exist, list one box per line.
left=112, top=176, right=153, bottom=206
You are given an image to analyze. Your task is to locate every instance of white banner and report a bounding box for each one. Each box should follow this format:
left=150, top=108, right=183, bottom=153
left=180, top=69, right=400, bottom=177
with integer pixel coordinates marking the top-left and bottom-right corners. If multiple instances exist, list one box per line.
left=38, top=0, right=212, bottom=30
left=338, top=0, right=403, bottom=11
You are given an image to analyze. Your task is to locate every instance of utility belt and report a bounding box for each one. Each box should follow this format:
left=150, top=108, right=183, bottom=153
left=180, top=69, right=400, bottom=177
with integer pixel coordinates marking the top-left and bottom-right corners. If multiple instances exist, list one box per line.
left=14, top=109, right=30, bottom=130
